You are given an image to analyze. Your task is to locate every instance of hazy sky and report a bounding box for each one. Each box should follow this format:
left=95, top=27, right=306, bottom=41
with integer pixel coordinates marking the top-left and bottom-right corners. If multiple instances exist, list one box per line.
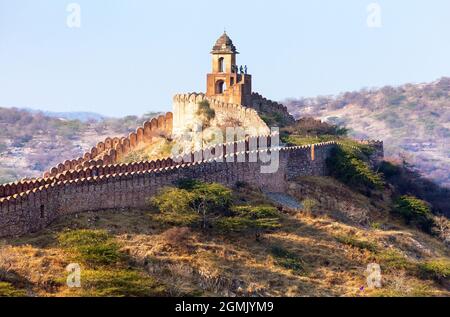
left=1, top=0, right=450, bottom=116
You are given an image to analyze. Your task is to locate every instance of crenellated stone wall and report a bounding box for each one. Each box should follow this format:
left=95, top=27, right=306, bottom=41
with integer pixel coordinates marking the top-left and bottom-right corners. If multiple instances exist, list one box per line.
left=40, top=91, right=293, bottom=180
left=0, top=136, right=274, bottom=199
left=250, top=92, right=296, bottom=125
left=43, top=113, right=173, bottom=178
left=0, top=142, right=338, bottom=237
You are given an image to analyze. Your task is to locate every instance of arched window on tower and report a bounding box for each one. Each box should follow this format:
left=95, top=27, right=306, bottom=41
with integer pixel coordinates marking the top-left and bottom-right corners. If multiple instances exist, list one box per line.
left=215, top=80, right=225, bottom=94
left=218, top=57, right=225, bottom=72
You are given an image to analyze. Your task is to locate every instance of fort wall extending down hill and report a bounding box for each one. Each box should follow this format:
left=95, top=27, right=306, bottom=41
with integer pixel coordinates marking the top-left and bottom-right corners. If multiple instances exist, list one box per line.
left=250, top=93, right=296, bottom=124
left=42, top=91, right=293, bottom=180
left=0, top=142, right=336, bottom=237
left=0, top=136, right=384, bottom=198
left=43, top=112, right=173, bottom=178
left=0, top=136, right=274, bottom=199
left=0, top=87, right=385, bottom=238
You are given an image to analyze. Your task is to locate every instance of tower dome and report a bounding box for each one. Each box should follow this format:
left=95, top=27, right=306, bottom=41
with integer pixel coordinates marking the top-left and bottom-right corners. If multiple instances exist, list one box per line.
left=211, top=32, right=238, bottom=54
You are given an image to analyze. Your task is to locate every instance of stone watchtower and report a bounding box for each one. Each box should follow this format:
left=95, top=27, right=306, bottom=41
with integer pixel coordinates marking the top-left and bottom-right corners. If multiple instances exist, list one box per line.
left=206, top=32, right=252, bottom=106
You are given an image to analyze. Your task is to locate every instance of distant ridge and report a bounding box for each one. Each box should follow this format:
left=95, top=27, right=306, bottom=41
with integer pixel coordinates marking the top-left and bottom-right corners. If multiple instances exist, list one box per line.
left=285, top=77, right=450, bottom=188
left=23, top=108, right=106, bottom=122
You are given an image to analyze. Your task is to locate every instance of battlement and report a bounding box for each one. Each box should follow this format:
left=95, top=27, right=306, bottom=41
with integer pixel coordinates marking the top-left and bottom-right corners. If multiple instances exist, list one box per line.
left=0, top=141, right=340, bottom=237
left=0, top=139, right=383, bottom=200
left=43, top=112, right=173, bottom=178
left=358, top=140, right=384, bottom=146
left=1, top=136, right=273, bottom=199
left=39, top=91, right=283, bottom=184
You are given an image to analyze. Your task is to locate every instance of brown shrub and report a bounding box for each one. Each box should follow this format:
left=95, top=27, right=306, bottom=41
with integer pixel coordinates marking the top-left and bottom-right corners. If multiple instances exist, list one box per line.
left=161, top=227, right=192, bottom=249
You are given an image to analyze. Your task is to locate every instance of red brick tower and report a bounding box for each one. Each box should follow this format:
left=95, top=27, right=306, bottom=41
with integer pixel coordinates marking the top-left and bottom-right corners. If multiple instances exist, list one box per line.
left=206, top=32, right=252, bottom=106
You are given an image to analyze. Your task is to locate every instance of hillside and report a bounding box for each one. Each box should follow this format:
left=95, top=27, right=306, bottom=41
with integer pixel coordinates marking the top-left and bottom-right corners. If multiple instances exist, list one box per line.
left=24, top=109, right=106, bottom=122
left=285, top=77, right=450, bottom=188
left=0, top=107, right=162, bottom=183
left=1, top=116, right=449, bottom=297
left=1, top=177, right=448, bottom=297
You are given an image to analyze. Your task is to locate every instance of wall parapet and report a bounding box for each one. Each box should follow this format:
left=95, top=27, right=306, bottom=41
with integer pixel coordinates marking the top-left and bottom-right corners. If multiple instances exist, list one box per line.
left=0, top=139, right=384, bottom=200
left=0, top=142, right=342, bottom=237
left=43, top=112, right=174, bottom=178
left=1, top=136, right=272, bottom=199
left=250, top=92, right=296, bottom=124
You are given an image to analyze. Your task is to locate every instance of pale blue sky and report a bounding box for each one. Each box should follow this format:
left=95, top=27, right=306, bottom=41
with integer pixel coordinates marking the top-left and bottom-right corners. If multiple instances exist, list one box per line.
left=1, top=0, right=449, bottom=116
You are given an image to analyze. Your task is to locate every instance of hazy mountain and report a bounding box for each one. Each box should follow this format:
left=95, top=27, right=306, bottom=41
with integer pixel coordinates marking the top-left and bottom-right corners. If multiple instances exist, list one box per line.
left=285, top=77, right=450, bottom=188
left=23, top=108, right=106, bottom=122
left=0, top=107, right=161, bottom=183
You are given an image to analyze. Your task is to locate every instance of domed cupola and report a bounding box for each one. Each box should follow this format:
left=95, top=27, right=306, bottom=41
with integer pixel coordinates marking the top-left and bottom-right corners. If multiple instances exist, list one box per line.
left=211, top=32, right=238, bottom=54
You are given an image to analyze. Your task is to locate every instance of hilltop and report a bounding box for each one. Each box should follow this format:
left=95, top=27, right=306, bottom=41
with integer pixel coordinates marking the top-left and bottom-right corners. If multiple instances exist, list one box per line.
left=285, top=77, right=450, bottom=188
left=0, top=107, right=162, bottom=183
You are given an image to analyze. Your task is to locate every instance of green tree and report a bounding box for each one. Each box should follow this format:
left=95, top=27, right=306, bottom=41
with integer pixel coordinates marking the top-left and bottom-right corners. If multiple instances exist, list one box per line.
left=393, top=195, right=435, bottom=233
left=216, top=205, right=281, bottom=241
left=150, top=187, right=200, bottom=227
left=327, top=145, right=384, bottom=190
left=189, top=182, right=232, bottom=229
left=151, top=181, right=232, bottom=229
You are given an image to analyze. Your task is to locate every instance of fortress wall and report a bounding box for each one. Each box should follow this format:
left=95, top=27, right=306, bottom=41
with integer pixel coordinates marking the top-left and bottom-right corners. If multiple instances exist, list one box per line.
left=250, top=92, right=296, bottom=124
left=0, top=139, right=382, bottom=200
left=173, top=93, right=270, bottom=137
left=0, top=143, right=338, bottom=237
left=0, top=136, right=274, bottom=199
left=285, top=143, right=336, bottom=179
left=40, top=92, right=289, bottom=182
left=0, top=139, right=381, bottom=200
left=43, top=112, right=174, bottom=178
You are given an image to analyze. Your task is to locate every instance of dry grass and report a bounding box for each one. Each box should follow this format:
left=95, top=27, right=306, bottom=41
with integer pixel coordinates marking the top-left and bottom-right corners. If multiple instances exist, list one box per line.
left=0, top=244, right=66, bottom=296
left=119, top=137, right=173, bottom=164
left=0, top=180, right=448, bottom=297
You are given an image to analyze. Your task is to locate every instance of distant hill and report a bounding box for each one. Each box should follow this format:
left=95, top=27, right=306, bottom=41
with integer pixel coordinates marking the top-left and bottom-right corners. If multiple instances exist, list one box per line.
left=285, top=77, right=450, bottom=188
left=0, top=107, right=162, bottom=183
left=23, top=109, right=106, bottom=122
